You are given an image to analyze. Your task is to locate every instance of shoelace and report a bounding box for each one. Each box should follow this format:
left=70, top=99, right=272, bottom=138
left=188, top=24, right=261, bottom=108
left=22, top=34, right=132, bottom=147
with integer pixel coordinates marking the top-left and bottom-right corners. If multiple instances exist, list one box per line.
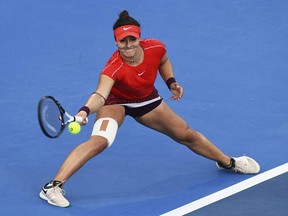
left=46, top=187, right=67, bottom=203
left=47, top=181, right=66, bottom=198
left=233, top=158, right=248, bottom=174
left=54, top=187, right=66, bottom=196
left=53, top=184, right=66, bottom=195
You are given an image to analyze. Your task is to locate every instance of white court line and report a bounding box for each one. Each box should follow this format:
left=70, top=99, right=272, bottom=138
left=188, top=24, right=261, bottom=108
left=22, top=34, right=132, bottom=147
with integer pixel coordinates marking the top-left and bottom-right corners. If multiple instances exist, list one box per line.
left=161, top=163, right=288, bottom=216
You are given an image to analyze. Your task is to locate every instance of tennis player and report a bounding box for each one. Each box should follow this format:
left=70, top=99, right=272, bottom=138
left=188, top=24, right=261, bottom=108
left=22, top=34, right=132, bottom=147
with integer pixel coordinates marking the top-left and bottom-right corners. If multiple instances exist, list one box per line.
left=39, top=10, right=260, bottom=207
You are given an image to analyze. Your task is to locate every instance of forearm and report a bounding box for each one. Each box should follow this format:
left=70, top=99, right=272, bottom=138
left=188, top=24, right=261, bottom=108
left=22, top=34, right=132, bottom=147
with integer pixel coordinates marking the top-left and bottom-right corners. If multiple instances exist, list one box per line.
left=78, top=92, right=105, bottom=118
left=159, top=56, right=178, bottom=90
left=85, top=92, right=106, bottom=114
left=78, top=75, right=114, bottom=118
left=159, top=57, right=175, bottom=82
left=159, top=54, right=183, bottom=99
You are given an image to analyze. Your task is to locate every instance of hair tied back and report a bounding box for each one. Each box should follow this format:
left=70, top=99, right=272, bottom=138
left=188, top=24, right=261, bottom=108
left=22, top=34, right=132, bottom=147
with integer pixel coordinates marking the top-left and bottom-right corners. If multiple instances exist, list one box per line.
left=119, top=10, right=129, bottom=19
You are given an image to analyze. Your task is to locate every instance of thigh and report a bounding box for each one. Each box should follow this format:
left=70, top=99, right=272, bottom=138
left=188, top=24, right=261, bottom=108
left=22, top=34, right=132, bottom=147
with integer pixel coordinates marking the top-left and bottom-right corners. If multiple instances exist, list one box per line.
left=96, top=105, right=126, bottom=127
left=136, top=100, right=191, bottom=140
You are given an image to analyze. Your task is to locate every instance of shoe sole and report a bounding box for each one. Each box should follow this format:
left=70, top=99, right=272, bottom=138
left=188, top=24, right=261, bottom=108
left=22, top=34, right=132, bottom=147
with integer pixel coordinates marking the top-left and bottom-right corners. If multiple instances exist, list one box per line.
left=39, top=191, right=70, bottom=208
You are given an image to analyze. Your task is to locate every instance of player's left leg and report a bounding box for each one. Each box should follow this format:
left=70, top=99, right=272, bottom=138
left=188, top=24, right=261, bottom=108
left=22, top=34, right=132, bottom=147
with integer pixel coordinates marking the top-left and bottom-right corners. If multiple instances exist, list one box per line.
left=136, top=100, right=260, bottom=174
left=136, top=100, right=231, bottom=165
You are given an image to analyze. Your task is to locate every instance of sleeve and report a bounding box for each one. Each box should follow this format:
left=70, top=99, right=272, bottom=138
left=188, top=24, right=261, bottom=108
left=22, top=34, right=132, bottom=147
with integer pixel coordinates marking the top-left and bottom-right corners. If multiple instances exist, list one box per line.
left=156, top=40, right=166, bottom=59
left=100, top=52, right=123, bottom=81
left=147, top=39, right=166, bottom=59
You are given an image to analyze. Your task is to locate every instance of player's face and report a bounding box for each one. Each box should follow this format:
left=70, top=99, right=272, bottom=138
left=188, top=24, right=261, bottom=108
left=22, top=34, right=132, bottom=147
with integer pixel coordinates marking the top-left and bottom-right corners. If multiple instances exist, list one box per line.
left=116, top=36, right=140, bottom=58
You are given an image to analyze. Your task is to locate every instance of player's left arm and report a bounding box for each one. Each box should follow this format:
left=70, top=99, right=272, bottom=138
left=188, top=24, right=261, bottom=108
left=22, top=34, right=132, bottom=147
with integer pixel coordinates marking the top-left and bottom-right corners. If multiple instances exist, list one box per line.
left=159, top=53, right=184, bottom=100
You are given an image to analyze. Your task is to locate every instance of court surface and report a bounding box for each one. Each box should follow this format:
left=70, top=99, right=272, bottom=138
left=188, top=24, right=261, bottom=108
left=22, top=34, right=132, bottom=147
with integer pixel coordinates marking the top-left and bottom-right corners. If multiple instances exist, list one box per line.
left=1, top=1, right=287, bottom=215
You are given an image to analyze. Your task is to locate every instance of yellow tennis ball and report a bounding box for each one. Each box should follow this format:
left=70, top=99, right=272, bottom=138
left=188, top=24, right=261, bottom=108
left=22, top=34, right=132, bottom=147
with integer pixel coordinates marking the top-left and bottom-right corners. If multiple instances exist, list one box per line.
left=68, top=122, right=81, bottom=135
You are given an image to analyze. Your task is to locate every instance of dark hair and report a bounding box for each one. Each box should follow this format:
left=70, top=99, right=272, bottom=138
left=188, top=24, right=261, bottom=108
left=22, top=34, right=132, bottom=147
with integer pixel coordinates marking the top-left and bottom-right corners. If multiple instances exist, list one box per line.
left=113, top=10, right=140, bottom=30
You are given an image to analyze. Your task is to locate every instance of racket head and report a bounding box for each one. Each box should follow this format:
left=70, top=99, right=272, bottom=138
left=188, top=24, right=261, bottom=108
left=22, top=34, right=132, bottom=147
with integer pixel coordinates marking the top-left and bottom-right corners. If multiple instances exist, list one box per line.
left=37, top=96, right=66, bottom=138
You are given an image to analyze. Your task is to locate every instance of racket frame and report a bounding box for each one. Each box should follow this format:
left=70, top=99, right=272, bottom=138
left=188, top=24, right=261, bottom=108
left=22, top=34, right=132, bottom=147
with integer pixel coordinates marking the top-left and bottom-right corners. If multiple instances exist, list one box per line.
left=38, top=96, right=84, bottom=138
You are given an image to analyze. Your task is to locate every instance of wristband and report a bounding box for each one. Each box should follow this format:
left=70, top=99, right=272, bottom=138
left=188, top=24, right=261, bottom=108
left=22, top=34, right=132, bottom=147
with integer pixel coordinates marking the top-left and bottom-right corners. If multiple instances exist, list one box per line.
left=78, top=106, right=90, bottom=116
left=166, top=77, right=176, bottom=89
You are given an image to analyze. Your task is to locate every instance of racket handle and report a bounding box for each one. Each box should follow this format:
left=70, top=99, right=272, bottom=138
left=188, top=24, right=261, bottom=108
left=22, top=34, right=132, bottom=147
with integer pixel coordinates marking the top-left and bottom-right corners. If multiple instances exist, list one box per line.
left=74, top=116, right=89, bottom=124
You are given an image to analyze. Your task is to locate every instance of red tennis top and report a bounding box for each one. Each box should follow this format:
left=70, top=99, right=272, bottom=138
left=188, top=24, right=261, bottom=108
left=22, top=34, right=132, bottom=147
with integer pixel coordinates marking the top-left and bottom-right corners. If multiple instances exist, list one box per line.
left=101, top=39, right=166, bottom=101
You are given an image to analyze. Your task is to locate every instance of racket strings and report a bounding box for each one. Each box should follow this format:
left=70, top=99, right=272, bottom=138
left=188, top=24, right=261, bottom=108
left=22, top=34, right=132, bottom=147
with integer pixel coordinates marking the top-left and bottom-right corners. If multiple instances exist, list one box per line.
left=39, top=98, right=63, bottom=137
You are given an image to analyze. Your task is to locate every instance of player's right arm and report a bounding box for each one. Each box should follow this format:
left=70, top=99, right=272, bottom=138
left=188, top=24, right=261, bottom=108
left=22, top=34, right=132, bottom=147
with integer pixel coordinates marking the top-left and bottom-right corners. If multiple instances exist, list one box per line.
left=77, top=74, right=115, bottom=123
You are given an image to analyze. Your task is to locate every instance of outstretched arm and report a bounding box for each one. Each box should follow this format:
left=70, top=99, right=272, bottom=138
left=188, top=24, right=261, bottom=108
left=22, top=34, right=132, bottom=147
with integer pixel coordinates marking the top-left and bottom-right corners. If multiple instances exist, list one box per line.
left=159, top=53, right=184, bottom=100
left=77, top=74, right=114, bottom=123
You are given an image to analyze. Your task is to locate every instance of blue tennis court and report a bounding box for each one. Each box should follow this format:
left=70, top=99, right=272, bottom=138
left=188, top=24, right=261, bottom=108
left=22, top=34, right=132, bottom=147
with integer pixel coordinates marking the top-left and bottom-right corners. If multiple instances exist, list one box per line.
left=186, top=169, right=288, bottom=216
left=1, top=0, right=287, bottom=215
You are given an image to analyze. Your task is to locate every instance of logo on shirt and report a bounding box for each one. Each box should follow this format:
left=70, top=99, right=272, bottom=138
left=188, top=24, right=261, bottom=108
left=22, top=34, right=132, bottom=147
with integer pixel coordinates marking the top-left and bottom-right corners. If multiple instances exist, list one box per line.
left=138, top=71, right=145, bottom=76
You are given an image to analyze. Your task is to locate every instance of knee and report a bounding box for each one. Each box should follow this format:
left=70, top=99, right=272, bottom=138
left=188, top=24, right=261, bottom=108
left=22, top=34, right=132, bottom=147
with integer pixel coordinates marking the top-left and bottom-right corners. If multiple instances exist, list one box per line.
left=178, top=128, right=201, bottom=146
left=84, top=136, right=109, bottom=156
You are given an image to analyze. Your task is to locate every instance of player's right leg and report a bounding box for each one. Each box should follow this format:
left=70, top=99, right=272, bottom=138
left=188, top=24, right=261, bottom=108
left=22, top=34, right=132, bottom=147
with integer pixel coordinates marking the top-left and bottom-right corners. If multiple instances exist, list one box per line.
left=39, top=180, right=69, bottom=207
left=39, top=105, right=125, bottom=207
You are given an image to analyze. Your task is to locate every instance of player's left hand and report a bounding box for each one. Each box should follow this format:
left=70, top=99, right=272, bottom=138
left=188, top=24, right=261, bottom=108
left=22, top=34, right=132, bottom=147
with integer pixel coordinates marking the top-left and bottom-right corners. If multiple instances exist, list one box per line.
left=170, top=82, right=184, bottom=100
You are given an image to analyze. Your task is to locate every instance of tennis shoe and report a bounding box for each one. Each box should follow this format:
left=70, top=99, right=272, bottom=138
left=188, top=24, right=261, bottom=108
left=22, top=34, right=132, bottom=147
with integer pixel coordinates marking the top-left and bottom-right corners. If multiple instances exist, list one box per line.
left=217, top=156, right=260, bottom=174
left=39, top=180, right=70, bottom=207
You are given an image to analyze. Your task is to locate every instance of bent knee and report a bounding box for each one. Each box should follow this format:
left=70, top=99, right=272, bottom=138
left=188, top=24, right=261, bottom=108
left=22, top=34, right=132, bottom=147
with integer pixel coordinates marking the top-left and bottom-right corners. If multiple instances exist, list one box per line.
left=85, top=136, right=109, bottom=155
left=175, top=128, right=200, bottom=145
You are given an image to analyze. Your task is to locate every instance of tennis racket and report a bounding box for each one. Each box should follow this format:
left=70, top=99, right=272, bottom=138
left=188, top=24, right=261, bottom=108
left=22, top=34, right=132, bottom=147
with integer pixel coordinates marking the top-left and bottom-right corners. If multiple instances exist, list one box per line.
left=37, top=96, right=88, bottom=138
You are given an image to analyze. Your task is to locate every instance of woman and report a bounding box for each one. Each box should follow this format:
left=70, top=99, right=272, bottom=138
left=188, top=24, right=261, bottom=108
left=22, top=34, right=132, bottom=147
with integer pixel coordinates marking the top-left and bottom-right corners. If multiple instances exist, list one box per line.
left=39, top=10, right=260, bottom=208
